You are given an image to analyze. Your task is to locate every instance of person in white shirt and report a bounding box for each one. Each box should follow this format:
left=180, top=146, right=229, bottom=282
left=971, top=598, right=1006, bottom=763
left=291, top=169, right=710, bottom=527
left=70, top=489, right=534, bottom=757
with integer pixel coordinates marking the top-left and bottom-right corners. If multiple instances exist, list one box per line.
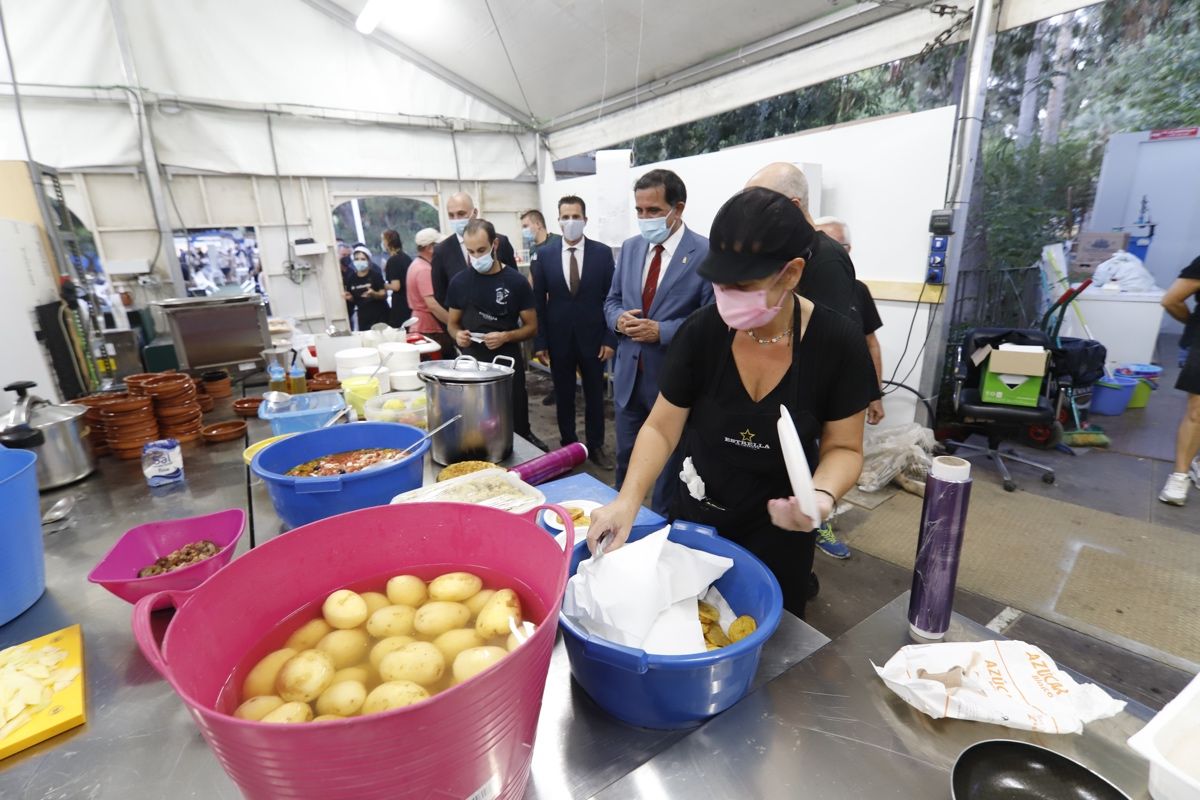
left=532, top=196, right=618, bottom=469
left=603, top=170, right=714, bottom=513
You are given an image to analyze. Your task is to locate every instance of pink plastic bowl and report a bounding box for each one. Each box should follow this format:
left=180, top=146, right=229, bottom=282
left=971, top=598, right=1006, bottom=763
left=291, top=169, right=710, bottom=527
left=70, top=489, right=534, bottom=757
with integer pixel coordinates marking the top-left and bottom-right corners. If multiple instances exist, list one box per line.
left=87, top=508, right=246, bottom=603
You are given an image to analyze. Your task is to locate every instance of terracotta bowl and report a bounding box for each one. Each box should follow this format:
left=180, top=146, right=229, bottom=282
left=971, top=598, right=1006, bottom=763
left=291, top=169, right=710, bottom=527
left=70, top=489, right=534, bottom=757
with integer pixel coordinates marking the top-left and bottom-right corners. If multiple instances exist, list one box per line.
left=107, top=422, right=159, bottom=441
left=97, top=396, right=152, bottom=415
left=197, top=394, right=215, bottom=413
left=169, top=430, right=203, bottom=444
left=233, top=397, right=263, bottom=417
left=201, top=420, right=247, bottom=444
left=157, top=401, right=203, bottom=420
left=144, top=374, right=193, bottom=396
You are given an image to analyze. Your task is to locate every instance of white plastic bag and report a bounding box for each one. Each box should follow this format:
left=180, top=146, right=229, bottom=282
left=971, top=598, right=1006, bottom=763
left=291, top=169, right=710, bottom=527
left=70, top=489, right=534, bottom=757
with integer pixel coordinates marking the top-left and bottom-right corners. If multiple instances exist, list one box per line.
left=858, top=422, right=935, bottom=493
left=873, top=641, right=1125, bottom=734
left=1091, top=250, right=1159, bottom=292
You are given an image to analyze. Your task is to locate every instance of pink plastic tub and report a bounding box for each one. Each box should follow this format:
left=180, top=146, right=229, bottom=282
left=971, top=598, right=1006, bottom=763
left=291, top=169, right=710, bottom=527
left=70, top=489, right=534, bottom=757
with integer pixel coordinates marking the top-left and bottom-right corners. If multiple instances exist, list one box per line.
left=132, top=502, right=574, bottom=800
left=87, top=508, right=246, bottom=604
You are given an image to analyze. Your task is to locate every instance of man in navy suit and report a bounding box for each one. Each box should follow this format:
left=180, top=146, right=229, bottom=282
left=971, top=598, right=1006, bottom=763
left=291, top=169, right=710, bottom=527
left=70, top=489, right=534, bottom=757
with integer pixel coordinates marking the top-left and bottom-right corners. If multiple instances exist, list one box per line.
left=532, top=196, right=617, bottom=469
left=605, top=169, right=713, bottom=514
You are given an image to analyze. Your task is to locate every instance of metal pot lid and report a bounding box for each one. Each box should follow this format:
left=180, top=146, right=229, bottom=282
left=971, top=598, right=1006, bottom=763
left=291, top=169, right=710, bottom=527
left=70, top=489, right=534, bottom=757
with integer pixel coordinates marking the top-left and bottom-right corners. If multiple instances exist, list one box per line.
left=417, top=355, right=515, bottom=383
left=28, top=402, right=88, bottom=427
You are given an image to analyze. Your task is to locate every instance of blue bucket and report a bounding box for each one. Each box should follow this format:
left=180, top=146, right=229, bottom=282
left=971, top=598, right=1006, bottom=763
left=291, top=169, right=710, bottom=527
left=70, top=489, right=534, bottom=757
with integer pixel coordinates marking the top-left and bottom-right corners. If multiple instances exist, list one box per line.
left=558, top=520, right=783, bottom=729
left=1090, top=375, right=1139, bottom=416
left=0, top=447, right=45, bottom=624
left=250, top=422, right=429, bottom=528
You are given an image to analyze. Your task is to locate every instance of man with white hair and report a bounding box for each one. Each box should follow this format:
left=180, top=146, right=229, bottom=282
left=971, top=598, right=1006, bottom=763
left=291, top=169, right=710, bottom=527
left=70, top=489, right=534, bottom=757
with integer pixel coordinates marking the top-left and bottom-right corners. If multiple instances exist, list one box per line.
left=815, top=216, right=886, bottom=427
left=431, top=191, right=518, bottom=310
left=746, top=163, right=859, bottom=327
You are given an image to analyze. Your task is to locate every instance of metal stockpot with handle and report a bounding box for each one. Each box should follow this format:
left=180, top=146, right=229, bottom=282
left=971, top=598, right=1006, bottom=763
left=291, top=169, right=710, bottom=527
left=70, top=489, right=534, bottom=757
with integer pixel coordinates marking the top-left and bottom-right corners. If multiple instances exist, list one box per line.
left=417, top=355, right=514, bottom=465
left=1, top=381, right=96, bottom=490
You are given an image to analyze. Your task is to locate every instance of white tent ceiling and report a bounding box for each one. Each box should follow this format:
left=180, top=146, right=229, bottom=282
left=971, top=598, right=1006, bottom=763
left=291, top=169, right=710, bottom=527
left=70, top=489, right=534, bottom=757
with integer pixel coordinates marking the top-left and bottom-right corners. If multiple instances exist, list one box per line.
left=0, top=0, right=1102, bottom=178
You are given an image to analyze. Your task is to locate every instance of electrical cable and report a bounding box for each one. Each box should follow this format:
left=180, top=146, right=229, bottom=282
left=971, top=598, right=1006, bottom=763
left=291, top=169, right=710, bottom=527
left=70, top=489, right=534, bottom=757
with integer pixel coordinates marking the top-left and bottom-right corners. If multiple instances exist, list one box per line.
left=482, top=0, right=535, bottom=124
left=881, top=379, right=937, bottom=422
left=0, top=1, right=34, bottom=163
left=597, top=0, right=609, bottom=121
left=885, top=282, right=930, bottom=386
left=890, top=296, right=942, bottom=390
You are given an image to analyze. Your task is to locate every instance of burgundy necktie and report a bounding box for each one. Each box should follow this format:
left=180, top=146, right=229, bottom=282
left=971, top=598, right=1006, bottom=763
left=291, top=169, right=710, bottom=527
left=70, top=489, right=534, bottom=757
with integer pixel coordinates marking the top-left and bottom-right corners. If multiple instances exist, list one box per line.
left=568, top=247, right=580, bottom=296
left=641, top=244, right=664, bottom=315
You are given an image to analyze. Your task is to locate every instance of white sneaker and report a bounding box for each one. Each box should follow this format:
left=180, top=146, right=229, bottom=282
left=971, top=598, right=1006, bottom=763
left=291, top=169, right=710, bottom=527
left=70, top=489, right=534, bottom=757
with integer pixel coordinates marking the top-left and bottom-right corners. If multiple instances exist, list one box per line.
left=1160, top=473, right=1190, bottom=506
left=1189, top=458, right=1200, bottom=489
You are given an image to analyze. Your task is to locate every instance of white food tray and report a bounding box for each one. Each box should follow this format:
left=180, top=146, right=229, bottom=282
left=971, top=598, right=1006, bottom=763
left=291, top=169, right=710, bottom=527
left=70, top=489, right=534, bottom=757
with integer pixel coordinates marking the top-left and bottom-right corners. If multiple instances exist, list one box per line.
left=390, top=468, right=544, bottom=514
left=1129, top=671, right=1200, bottom=799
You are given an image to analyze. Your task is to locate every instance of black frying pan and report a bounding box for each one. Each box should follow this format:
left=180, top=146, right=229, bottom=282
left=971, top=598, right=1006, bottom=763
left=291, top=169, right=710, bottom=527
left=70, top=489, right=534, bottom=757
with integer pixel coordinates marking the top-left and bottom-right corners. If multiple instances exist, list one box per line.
left=951, top=740, right=1131, bottom=800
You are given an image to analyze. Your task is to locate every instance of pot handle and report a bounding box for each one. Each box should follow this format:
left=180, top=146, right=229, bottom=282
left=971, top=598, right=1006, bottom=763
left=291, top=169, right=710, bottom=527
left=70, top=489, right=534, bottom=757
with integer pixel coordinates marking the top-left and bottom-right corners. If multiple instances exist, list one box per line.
left=453, top=355, right=480, bottom=371
left=492, top=355, right=516, bottom=370
left=294, top=475, right=343, bottom=494
left=132, top=587, right=197, bottom=677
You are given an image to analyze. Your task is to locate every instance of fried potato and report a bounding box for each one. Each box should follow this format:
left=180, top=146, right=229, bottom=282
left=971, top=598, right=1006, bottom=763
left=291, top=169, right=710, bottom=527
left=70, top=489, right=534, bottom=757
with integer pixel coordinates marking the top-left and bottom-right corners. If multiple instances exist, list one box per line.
left=704, top=622, right=731, bottom=648
left=729, top=615, right=757, bottom=643
left=697, top=601, right=720, bottom=625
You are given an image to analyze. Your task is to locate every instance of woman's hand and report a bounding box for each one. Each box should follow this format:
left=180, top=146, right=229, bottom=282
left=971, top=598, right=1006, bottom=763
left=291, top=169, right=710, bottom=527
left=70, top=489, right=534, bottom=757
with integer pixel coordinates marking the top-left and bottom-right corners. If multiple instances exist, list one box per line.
left=585, top=497, right=639, bottom=554
left=766, top=491, right=834, bottom=532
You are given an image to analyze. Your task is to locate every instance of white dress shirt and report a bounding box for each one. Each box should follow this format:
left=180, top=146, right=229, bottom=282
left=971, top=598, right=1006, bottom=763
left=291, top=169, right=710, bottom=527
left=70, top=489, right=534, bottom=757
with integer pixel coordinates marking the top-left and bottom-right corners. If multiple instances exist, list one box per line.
left=642, top=222, right=687, bottom=290
left=562, top=236, right=586, bottom=287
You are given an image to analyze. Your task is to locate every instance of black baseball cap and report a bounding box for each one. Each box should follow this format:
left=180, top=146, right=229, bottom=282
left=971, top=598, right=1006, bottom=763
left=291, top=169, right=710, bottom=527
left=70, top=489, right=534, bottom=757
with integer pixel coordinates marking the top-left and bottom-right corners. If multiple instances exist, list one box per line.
left=699, top=187, right=816, bottom=284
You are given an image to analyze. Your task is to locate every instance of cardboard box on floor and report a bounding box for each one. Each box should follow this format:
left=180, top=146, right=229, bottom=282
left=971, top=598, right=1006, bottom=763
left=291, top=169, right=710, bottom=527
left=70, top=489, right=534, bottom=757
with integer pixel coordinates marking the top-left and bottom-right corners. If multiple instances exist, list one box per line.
left=977, top=345, right=1050, bottom=407
left=1070, top=231, right=1130, bottom=282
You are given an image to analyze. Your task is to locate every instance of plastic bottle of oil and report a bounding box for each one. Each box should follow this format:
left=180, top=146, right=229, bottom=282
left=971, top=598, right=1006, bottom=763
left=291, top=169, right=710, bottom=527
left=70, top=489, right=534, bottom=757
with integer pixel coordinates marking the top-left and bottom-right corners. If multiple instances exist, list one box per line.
left=267, top=364, right=288, bottom=393
left=288, top=364, right=308, bottom=395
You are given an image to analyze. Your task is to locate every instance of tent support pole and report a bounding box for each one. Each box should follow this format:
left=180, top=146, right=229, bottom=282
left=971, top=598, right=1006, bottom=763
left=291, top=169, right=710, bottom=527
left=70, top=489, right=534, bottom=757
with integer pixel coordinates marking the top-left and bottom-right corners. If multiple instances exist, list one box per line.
left=915, top=0, right=999, bottom=422
left=106, top=0, right=187, bottom=298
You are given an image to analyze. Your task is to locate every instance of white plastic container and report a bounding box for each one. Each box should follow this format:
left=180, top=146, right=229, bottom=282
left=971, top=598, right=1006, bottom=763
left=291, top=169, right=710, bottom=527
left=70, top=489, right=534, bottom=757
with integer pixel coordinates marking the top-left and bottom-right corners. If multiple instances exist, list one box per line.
left=363, top=391, right=427, bottom=428
left=315, top=332, right=362, bottom=373
left=335, top=347, right=381, bottom=380
left=379, top=342, right=420, bottom=371
left=351, top=366, right=390, bottom=392
left=1128, top=671, right=1200, bottom=799
left=391, top=468, right=545, bottom=514
left=389, top=369, right=422, bottom=391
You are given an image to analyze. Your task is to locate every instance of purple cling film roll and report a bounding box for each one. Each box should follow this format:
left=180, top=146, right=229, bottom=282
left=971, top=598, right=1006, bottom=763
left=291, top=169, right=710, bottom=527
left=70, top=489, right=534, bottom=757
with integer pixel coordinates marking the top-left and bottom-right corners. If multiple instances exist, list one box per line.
left=907, top=456, right=972, bottom=639
left=508, top=443, right=588, bottom=486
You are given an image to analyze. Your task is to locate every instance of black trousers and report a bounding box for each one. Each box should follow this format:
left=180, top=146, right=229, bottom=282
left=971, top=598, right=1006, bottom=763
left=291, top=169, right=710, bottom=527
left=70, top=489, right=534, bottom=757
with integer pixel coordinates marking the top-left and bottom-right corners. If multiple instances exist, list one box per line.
left=549, top=341, right=607, bottom=449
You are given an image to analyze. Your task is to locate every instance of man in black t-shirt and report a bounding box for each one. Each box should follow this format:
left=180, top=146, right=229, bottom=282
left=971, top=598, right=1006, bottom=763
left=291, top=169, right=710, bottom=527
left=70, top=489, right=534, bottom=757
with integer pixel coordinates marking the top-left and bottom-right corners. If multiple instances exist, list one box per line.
left=447, top=219, right=547, bottom=451
left=1158, top=254, right=1200, bottom=505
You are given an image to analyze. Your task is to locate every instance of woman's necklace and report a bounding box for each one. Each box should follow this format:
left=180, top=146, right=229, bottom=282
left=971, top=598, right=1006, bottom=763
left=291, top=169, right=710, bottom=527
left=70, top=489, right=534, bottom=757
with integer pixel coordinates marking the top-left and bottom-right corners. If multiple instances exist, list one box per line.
left=745, top=325, right=792, bottom=345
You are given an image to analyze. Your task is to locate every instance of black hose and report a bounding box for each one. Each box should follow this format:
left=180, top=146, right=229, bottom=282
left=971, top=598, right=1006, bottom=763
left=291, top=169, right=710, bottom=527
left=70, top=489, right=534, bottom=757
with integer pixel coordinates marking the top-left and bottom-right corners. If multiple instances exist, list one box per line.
left=881, top=380, right=937, bottom=424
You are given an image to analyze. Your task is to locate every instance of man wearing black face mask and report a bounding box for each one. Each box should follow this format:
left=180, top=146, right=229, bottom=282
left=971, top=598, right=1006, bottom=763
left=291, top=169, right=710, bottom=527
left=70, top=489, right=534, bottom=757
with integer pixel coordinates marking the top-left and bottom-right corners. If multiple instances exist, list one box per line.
left=446, top=219, right=547, bottom=452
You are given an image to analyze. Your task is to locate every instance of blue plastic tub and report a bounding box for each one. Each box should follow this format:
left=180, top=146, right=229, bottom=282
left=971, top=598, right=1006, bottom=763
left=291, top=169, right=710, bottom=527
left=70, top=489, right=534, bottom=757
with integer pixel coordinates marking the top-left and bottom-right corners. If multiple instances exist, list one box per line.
left=0, top=447, right=44, bottom=624
left=257, top=390, right=346, bottom=435
left=1091, top=375, right=1139, bottom=416
left=250, top=422, right=428, bottom=528
left=558, top=520, right=783, bottom=730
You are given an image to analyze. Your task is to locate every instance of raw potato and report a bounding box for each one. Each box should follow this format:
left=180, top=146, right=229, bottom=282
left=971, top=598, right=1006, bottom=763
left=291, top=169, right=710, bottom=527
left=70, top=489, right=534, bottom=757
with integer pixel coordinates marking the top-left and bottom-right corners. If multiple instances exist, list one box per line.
left=452, top=646, right=508, bottom=684
left=429, top=572, right=483, bottom=602
left=433, top=629, right=485, bottom=663
left=370, top=636, right=415, bottom=669
left=242, top=648, right=297, bottom=699
left=386, top=575, right=427, bottom=607
left=261, top=701, right=313, bottom=724
left=276, top=649, right=335, bottom=703
left=362, top=680, right=429, bottom=714
left=464, top=589, right=495, bottom=616
left=315, top=680, right=367, bottom=717
left=233, top=695, right=284, bottom=721
left=332, top=666, right=371, bottom=686
left=323, top=590, right=369, bottom=630
left=361, top=591, right=391, bottom=616
left=475, top=590, right=522, bottom=638
left=379, top=642, right=445, bottom=686
left=313, top=714, right=343, bottom=722
left=316, top=629, right=371, bottom=669
left=415, top=601, right=471, bottom=637
left=728, top=615, right=757, bottom=643
left=285, top=619, right=333, bottom=651
left=366, top=605, right=416, bottom=639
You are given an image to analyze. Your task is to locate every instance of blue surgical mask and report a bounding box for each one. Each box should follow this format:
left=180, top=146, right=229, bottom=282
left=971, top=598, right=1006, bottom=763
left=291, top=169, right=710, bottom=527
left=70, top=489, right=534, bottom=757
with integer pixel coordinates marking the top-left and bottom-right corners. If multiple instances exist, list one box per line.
left=354, top=258, right=370, bottom=273
left=560, top=218, right=586, bottom=242
left=522, top=228, right=534, bottom=246
left=449, top=218, right=470, bottom=237
left=471, top=252, right=494, bottom=273
left=638, top=210, right=674, bottom=244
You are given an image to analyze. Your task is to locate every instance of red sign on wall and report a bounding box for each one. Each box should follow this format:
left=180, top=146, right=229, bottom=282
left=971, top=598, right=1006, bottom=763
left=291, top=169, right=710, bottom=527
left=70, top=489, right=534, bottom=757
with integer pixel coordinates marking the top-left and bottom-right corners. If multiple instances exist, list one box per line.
left=1149, top=128, right=1199, bottom=141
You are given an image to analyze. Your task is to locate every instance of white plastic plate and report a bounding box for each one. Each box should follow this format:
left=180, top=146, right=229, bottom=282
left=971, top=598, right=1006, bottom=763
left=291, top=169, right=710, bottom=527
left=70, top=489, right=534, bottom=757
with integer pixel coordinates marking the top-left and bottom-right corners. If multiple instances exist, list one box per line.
left=777, top=404, right=821, bottom=530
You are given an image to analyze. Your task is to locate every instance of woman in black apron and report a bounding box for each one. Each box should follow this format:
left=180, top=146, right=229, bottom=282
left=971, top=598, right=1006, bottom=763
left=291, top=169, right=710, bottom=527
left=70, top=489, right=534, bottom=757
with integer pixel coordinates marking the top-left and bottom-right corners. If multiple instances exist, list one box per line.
left=588, top=188, right=874, bottom=618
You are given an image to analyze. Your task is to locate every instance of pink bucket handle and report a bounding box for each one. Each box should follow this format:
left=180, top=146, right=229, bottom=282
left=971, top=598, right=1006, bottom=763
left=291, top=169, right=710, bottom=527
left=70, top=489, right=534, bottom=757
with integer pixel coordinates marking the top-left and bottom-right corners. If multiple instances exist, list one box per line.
left=131, top=587, right=198, bottom=678
left=530, top=503, right=576, bottom=595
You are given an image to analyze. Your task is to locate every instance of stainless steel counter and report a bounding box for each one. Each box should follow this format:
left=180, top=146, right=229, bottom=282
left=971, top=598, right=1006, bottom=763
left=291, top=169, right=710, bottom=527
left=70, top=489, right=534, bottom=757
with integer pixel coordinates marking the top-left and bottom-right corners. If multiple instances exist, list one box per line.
left=0, top=418, right=828, bottom=799
left=595, top=593, right=1153, bottom=799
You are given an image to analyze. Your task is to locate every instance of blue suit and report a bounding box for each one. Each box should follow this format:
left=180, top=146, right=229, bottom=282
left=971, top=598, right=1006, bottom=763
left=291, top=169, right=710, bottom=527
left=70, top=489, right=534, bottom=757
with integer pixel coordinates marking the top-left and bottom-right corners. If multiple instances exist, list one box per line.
left=532, top=237, right=617, bottom=449
left=604, top=226, right=712, bottom=514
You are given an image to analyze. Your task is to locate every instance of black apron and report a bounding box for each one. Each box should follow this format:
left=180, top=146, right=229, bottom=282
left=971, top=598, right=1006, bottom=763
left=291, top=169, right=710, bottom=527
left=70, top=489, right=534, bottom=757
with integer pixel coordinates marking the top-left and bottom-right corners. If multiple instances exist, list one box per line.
left=673, top=298, right=820, bottom=616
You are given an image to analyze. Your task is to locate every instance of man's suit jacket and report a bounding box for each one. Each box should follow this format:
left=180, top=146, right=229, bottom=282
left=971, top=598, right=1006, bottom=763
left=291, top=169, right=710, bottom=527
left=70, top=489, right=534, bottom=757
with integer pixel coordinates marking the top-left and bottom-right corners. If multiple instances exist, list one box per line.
left=603, top=227, right=713, bottom=408
left=532, top=237, right=617, bottom=358
left=431, top=233, right=518, bottom=310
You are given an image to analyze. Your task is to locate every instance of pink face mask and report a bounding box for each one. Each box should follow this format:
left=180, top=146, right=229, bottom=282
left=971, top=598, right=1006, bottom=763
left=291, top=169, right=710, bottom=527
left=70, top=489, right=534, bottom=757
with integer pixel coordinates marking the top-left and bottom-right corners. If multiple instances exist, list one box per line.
left=713, top=268, right=788, bottom=330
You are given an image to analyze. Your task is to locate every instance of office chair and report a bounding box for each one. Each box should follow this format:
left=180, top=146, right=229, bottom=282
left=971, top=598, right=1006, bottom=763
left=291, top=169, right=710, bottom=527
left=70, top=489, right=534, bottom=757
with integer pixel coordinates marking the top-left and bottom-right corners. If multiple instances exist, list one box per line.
left=945, top=327, right=1058, bottom=492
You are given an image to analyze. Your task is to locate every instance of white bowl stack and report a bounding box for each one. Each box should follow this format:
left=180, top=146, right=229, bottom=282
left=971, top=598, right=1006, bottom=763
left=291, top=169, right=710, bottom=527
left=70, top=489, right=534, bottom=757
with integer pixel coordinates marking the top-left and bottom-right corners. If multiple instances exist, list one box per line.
left=334, top=347, right=381, bottom=380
